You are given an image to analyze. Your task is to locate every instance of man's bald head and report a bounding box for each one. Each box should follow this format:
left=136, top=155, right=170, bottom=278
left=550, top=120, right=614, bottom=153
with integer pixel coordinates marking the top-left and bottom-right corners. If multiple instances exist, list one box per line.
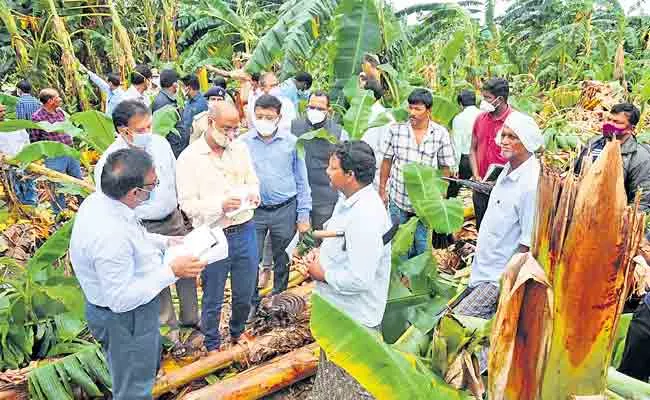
left=260, top=72, right=279, bottom=94
left=39, top=88, right=62, bottom=109
left=208, top=101, right=240, bottom=125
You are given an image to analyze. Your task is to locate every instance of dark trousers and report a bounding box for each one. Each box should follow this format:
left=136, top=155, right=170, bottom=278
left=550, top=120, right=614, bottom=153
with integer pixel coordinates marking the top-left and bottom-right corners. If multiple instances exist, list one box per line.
left=45, top=156, right=82, bottom=213
left=252, top=198, right=298, bottom=306
left=473, top=191, right=490, bottom=229
left=142, top=208, right=198, bottom=330
left=619, top=302, right=650, bottom=381
left=447, top=154, right=472, bottom=198
left=86, top=298, right=161, bottom=400
left=201, top=220, right=258, bottom=351
left=311, top=202, right=336, bottom=231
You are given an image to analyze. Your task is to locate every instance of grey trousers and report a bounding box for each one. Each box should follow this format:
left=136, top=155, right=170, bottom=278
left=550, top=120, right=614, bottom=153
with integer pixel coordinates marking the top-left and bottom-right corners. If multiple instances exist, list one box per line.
left=142, top=208, right=199, bottom=328
left=252, top=198, right=297, bottom=306
left=86, top=298, right=161, bottom=400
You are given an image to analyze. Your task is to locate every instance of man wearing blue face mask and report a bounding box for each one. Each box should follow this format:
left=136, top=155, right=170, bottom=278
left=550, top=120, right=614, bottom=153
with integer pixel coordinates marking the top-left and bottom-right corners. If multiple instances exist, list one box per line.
left=94, top=100, right=199, bottom=349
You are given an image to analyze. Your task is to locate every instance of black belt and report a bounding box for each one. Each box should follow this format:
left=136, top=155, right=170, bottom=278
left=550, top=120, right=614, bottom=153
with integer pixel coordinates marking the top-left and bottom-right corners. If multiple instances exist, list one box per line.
left=223, top=220, right=250, bottom=235
left=258, top=196, right=296, bottom=211
left=141, top=209, right=175, bottom=224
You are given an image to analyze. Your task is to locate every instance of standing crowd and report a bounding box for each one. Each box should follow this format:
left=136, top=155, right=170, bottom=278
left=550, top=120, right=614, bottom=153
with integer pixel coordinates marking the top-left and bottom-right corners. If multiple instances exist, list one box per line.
left=2, top=58, right=649, bottom=399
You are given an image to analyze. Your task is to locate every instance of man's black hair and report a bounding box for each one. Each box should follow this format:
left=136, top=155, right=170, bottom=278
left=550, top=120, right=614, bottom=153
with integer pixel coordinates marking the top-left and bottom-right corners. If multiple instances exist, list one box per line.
left=482, top=78, right=509, bottom=101
left=364, top=79, right=384, bottom=101
left=457, top=89, right=476, bottom=107
left=407, top=88, right=433, bottom=109
left=309, top=90, right=330, bottom=107
left=295, top=72, right=313, bottom=89
left=131, top=64, right=152, bottom=85
left=111, top=100, right=151, bottom=131
left=101, top=148, right=153, bottom=200
left=213, top=75, right=227, bottom=89
left=254, top=94, right=282, bottom=114
left=182, top=75, right=201, bottom=91
left=611, top=102, right=641, bottom=126
left=106, top=73, right=121, bottom=87
left=17, top=79, right=31, bottom=94
left=159, top=69, right=179, bottom=89
left=332, top=141, right=376, bottom=186
left=251, top=72, right=261, bottom=83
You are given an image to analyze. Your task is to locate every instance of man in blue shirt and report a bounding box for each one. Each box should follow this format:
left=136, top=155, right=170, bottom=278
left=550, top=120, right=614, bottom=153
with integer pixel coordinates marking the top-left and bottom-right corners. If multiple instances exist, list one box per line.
left=15, top=80, right=41, bottom=120
left=242, top=94, right=312, bottom=317
left=181, top=75, right=208, bottom=143
left=70, top=148, right=206, bottom=399
left=280, top=72, right=313, bottom=110
left=79, top=64, right=125, bottom=116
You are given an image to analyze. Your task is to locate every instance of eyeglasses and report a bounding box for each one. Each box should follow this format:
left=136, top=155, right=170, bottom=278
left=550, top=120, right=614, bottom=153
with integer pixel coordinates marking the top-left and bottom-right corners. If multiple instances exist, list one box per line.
left=141, top=178, right=160, bottom=189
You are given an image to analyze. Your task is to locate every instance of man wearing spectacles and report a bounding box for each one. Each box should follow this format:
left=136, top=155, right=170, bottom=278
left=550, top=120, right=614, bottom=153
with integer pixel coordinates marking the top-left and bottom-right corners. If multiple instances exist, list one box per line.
left=177, top=101, right=261, bottom=355
left=94, top=100, right=199, bottom=351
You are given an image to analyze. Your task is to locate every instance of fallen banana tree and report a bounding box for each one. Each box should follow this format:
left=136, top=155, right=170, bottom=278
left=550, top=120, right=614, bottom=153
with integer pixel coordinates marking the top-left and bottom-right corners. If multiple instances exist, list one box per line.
left=488, top=139, right=646, bottom=399
left=152, top=282, right=315, bottom=398
left=181, top=343, right=319, bottom=400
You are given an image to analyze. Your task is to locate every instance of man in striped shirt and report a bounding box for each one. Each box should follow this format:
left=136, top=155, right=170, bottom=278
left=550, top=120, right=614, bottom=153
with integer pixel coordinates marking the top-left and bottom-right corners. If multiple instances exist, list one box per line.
left=15, top=80, right=41, bottom=121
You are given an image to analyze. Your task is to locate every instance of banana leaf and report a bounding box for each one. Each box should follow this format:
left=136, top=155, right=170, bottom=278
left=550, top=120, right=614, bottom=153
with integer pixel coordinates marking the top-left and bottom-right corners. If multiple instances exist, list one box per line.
left=429, top=95, right=459, bottom=128
left=403, top=163, right=464, bottom=234
left=0, top=119, right=82, bottom=135
left=311, top=293, right=472, bottom=400
left=152, top=104, right=180, bottom=138
left=606, top=367, right=650, bottom=399
left=331, top=0, right=382, bottom=99
left=0, top=93, right=18, bottom=117
left=295, top=127, right=339, bottom=158
left=69, top=110, right=115, bottom=152
left=391, top=216, right=418, bottom=263
left=611, top=313, right=632, bottom=368
left=438, top=30, right=466, bottom=72
left=28, top=219, right=75, bottom=276
left=11, top=141, right=80, bottom=165
left=343, top=89, right=376, bottom=140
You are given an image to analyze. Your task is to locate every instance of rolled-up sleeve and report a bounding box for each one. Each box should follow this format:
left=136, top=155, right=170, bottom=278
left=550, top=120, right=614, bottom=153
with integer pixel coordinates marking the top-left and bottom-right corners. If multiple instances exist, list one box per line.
left=324, top=217, right=384, bottom=295
left=95, top=238, right=176, bottom=313
left=293, top=147, right=312, bottom=223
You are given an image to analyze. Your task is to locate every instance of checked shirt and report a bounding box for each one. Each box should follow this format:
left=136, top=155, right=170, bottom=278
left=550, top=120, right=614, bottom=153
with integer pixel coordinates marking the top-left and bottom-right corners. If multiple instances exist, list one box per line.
left=380, top=120, right=455, bottom=213
left=30, top=107, right=73, bottom=146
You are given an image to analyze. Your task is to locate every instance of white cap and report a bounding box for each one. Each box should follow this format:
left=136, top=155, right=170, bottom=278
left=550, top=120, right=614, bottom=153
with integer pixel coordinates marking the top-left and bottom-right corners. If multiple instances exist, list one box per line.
left=496, top=111, right=544, bottom=153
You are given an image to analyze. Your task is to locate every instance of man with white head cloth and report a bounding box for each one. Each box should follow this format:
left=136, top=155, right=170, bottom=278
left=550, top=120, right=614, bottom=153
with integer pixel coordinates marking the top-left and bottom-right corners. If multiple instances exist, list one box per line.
left=454, top=111, right=544, bottom=320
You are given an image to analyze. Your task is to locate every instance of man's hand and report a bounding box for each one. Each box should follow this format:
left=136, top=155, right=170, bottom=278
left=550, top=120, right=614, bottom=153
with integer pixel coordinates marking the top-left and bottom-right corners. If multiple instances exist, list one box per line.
left=297, top=221, right=311, bottom=234
left=247, top=193, right=261, bottom=207
left=306, top=249, right=325, bottom=281
left=379, top=187, right=389, bottom=206
left=170, top=255, right=207, bottom=278
left=222, top=197, right=242, bottom=213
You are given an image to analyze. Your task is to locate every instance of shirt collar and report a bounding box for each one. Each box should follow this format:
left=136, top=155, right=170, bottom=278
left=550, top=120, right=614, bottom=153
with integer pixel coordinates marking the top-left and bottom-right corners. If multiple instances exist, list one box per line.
left=501, top=155, right=537, bottom=182
left=488, top=105, right=512, bottom=122
left=408, top=120, right=439, bottom=139
left=197, top=135, right=215, bottom=155
left=341, top=185, right=373, bottom=209
left=161, top=89, right=177, bottom=103
left=98, top=191, right=137, bottom=222
left=252, top=128, right=288, bottom=143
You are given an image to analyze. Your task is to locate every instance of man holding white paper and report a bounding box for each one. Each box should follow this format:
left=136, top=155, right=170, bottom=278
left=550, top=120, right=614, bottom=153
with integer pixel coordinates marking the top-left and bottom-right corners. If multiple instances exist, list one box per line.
left=242, top=94, right=312, bottom=318
left=176, top=101, right=260, bottom=354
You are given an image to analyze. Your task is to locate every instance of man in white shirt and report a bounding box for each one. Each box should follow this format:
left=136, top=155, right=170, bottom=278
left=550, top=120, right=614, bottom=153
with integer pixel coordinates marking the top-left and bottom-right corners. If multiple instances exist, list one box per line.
left=70, top=148, right=206, bottom=399
left=176, top=101, right=260, bottom=354
left=453, top=111, right=543, bottom=320
left=120, top=64, right=153, bottom=108
left=448, top=89, right=482, bottom=197
left=246, top=72, right=296, bottom=132
left=94, top=100, right=199, bottom=347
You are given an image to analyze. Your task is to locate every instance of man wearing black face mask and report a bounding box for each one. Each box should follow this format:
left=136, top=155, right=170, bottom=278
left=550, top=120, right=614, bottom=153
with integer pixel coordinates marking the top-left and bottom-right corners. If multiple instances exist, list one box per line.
left=574, top=103, right=650, bottom=217
left=291, top=91, right=349, bottom=229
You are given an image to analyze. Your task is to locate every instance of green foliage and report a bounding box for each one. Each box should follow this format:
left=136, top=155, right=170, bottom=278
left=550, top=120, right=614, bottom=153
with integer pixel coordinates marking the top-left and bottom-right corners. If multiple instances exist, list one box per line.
left=152, top=104, right=180, bottom=138
left=295, top=127, right=339, bottom=158
left=343, top=89, right=376, bottom=140
left=69, top=110, right=115, bottom=153
left=12, top=141, right=80, bottom=165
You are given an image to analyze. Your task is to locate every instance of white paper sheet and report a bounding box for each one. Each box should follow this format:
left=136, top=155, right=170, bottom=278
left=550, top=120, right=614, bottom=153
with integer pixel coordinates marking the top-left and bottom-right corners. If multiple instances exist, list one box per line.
left=164, top=225, right=229, bottom=265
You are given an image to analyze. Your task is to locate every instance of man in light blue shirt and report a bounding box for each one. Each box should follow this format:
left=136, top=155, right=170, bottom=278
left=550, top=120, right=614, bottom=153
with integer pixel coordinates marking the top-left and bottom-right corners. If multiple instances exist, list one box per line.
left=279, top=72, right=313, bottom=110
left=94, top=100, right=199, bottom=347
left=242, top=94, right=312, bottom=315
left=79, top=63, right=125, bottom=116
left=306, top=141, right=391, bottom=328
left=70, top=148, right=206, bottom=399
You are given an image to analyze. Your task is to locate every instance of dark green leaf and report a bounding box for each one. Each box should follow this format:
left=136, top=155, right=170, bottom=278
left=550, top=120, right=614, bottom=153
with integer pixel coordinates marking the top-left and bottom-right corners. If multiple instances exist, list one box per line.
left=70, top=110, right=115, bottom=152
left=391, top=216, right=418, bottom=262
left=11, top=141, right=80, bottom=165
left=28, top=219, right=75, bottom=276
left=430, top=95, right=459, bottom=128
left=295, top=128, right=339, bottom=158
left=343, top=89, right=376, bottom=140
left=152, top=105, right=180, bottom=138
left=54, top=312, right=86, bottom=342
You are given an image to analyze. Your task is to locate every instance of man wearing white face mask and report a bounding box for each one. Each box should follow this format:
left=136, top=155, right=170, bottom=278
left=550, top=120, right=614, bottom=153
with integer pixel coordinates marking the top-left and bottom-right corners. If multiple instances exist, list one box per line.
left=94, top=100, right=199, bottom=348
left=243, top=94, right=312, bottom=317
left=291, top=91, right=348, bottom=229
left=246, top=72, right=296, bottom=131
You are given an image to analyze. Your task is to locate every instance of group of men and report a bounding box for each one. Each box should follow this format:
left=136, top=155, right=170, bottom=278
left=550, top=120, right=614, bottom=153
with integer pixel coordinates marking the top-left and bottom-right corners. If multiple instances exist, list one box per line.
left=4, top=62, right=650, bottom=398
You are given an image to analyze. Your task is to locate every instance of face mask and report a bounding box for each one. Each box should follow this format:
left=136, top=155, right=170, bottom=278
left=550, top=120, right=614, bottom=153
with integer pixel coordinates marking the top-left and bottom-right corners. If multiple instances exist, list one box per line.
left=254, top=119, right=278, bottom=137
left=479, top=99, right=497, bottom=113
left=602, top=122, right=627, bottom=137
left=132, top=132, right=152, bottom=148
left=307, top=109, right=327, bottom=125
left=136, top=187, right=153, bottom=204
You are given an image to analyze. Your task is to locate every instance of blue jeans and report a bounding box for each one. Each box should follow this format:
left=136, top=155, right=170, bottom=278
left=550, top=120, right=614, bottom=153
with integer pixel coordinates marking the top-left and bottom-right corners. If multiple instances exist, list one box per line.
left=44, top=156, right=82, bottom=213
left=86, top=297, right=161, bottom=400
left=201, top=221, right=258, bottom=351
left=389, top=201, right=428, bottom=258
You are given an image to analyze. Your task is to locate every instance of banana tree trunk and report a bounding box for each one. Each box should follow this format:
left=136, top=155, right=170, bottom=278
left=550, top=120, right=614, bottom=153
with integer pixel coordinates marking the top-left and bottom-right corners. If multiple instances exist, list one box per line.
left=46, top=0, right=90, bottom=111
left=152, top=282, right=315, bottom=398
left=160, top=0, right=178, bottom=62
left=3, top=157, right=95, bottom=192
left=181, top=343, right=319, bottom=400
left=107, top=0, right=136, bottom=71
left=0, top=0, right=30, bottom=75
left=143, top=0, right=157, bottom=58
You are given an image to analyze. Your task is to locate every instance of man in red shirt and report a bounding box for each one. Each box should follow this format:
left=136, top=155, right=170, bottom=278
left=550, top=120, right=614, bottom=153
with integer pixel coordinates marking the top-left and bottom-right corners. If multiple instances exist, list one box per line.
left=469, top=78, right=512, bottom=228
